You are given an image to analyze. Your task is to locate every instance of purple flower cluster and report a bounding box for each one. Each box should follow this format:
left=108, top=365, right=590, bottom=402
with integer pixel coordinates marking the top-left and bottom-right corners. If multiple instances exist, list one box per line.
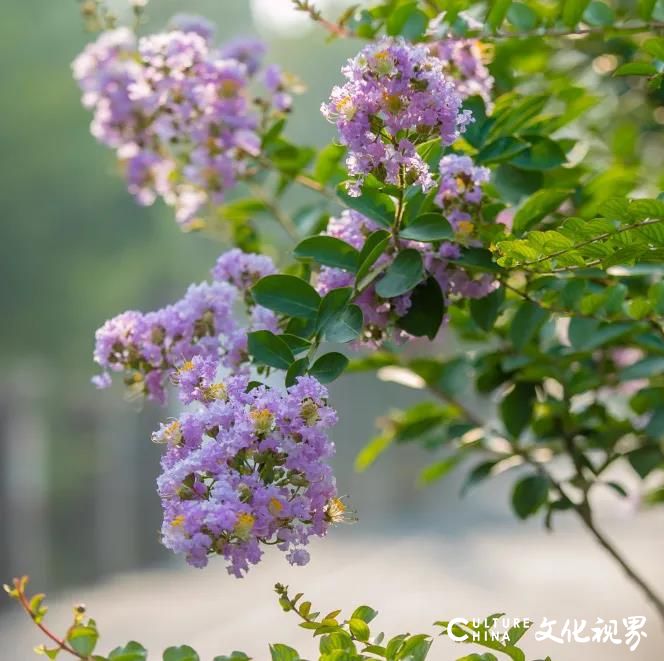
left=321, top=38, right=472, bottom=196
left=155, top=372, right=339, bottom=576
left=92, top=250, right=278, bottom=403
left=432, top=38, right=494, bottom=108
left=73, top=21, right=290, bottom=227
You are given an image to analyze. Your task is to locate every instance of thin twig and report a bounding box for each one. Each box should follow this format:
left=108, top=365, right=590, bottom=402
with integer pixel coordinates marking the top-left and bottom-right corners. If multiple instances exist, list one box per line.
left=423, top=386, right=664, bottom=623
left=522, top=454, right=664, bottom=623
left=291, top=0, right=353, bottom=38
left=483, top=20, right=664, bottom=40
left=247, top=182, right=301, bottom=242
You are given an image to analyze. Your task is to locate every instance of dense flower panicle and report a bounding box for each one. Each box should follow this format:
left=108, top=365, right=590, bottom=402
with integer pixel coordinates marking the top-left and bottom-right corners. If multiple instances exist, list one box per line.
left=436, top=154, right=491, bottom=232
left=156, top=374, right=338, bottom=576
left=432, top=38, right=494, bottom=108
left=321, top=38, right=472, bottom=196
left=73, top=21, right=287, bottom=227
left=93, top=250, right=277, bottom=403
left=315, top=208, right=495, bottom=346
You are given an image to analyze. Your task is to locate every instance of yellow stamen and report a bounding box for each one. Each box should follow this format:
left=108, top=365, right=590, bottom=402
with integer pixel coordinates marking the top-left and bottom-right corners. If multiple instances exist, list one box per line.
left=250, top=408, right=275, bottom=435
left=268, top=498, right=283, bottom=516
left=234, top=512, right=255, bottom=540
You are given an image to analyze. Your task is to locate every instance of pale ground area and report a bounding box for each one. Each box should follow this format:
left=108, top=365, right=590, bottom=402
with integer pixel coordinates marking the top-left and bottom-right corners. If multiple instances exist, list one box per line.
left=1, top=509, right=663, bottom=661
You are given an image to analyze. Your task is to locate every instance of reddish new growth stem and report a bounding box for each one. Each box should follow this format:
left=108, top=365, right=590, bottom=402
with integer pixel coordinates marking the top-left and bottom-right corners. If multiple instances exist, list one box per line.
left=291, top=0, right=353, bottom=38
left=9, top=577, right=84, bottom=658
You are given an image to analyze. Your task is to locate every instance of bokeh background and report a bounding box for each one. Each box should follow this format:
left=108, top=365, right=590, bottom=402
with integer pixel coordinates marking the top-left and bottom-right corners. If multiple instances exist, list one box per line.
left=0, top=1, right=662, bottom=658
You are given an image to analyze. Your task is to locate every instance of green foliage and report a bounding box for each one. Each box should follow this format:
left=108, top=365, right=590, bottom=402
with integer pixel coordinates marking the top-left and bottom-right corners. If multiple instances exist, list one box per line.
left=252, top=275, right=321, bottom=319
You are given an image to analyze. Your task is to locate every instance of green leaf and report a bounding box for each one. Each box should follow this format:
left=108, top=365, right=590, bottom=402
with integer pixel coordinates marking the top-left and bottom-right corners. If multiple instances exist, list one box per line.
left=639, top=0, right=657, bottom=19
left=501, top=382, right=536, bottom=438
left=400, top=213, right=453, bottom=241
left=269, top=644, right=300, bottom=661
left=510, top=137, right=567, bottom=171
left=487, top=0, right=513, bottom=30
left=614, top=62, right=658, bottom=77
left=285, top=357, right=309, bottom=388
left=507, top=2, right=538, bottom=29
left=317, top=287, right=354, bottom=334
left=355, top=432, right=394, bottom=472
left=375, top=249, right=424, bottom=298
left=561, top=0, right=591, bottom=26
left=325, top=304, right=363, bottom=343
left=213, top=653, right=251, bottom=661
left=489, top=94, right=548, bottom=139
left=475, top=137, right=528, bottom=165
left=642, top=38, right=664, bottom=60
left=267, top=140, right=315, bottom=176
left=247, top=331, right=295, bottom=370
left=620, top=356, right=664, bottom=380
left=583, top=1, right=615, bottom=26
left=627, top=446, right=664, bottom=478
left=460, top=460, right=497, bottom=496
left=470, top=287, right=505, bottom=332
left=294, top=236, right=360, bottom=272
left=512, top=475, right=549, bottom=519
left=349, top=618, right=371, bottom=642
left=68, top=625, right=99, bottom=657
left=309, top=352, right=349, bottom=383
left=280, top=334, right=311, bottom=356
left=419, top=455, right=462, bottom=485
left=508, top=301, right=547, bottom=348
left=397, top=277, right=445, bottom=340
left=512, top=189, right=569, bottom=234
left=568, top=319, right=633, bottom=351
left=386, top=2, right=428, bottom=40
left=163, top=646, right=200, bottom=661
left=252, top=275, right=321, bottom=319
left=314, top=143, right=345, bottom=185
left=355, top=230, right=392, bottom=284
left=351, top=606, right=379, bottom=624
left=451, top=248, right=501, bottom=273
left=337, top=185, right=395, bottom=229
left=108, top=642, right=148, bottom=661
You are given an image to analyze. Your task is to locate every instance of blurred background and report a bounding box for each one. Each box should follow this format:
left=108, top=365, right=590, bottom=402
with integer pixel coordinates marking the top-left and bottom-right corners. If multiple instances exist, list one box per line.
left=0, top=0, right=662, bottom=658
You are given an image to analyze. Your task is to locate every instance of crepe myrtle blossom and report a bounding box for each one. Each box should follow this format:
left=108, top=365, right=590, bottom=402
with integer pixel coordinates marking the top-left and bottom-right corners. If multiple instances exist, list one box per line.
left=315, top=209, right=495, bottom=346
left=436, top=154, right=491, bottom=233
left=431, top=38, right=494, bottom=108
left=322, top=38, right=472, bottom=196
left=155, top=373, right=340, bottom=576
left=72, top=21, right=288, bottom=227
left=92, top=250, right=277, bottom=403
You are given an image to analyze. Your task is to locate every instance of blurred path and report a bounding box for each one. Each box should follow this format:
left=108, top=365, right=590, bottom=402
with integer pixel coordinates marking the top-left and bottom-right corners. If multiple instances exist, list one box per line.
left=2, top=512, right=663, bottom=660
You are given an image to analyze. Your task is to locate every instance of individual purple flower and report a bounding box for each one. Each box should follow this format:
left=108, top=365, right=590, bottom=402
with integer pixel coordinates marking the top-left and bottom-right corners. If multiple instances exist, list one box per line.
left=263, top=64, right=293, bottom=112
left=211, top=248, right=277, bottom=291
left=322, top=38, right=472, bottom=196
left=156, top=374, right=339, bottom=576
